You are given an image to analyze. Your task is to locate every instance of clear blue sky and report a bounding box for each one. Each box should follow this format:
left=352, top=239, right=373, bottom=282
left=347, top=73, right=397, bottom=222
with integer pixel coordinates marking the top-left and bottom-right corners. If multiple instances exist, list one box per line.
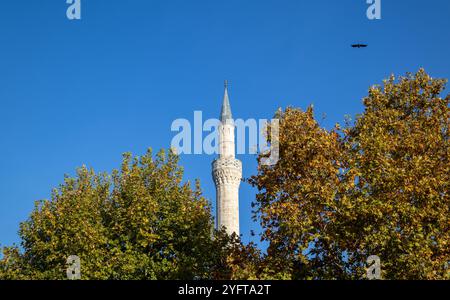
left=1, top=0, right=449, bottom=248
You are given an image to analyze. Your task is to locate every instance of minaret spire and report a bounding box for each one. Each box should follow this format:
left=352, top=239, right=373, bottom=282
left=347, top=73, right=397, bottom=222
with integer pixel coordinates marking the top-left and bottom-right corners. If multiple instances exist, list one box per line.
left=220, top=80, right=233, bottom=122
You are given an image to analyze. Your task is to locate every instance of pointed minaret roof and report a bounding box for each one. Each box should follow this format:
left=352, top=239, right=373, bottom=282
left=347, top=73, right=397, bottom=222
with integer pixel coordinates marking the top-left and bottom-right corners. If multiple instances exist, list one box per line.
left=220, top=80, right=233, bottom=122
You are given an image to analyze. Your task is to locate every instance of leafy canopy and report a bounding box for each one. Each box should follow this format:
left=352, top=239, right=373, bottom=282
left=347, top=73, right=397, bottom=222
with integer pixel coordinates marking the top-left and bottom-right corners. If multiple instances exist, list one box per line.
left=0, top=149, right=240, bottom=280
left=248, top=69, right=449, bottom=279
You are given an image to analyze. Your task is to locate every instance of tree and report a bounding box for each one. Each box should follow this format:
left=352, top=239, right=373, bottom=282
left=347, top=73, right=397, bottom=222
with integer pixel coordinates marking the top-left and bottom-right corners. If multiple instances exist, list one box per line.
left=248, top=106, right=347, bottom=279
left=0, top=149, right=238, bottom=280
left=249, top=69, right=449, bottom=279
left=341, top=69, right=449, bottom=279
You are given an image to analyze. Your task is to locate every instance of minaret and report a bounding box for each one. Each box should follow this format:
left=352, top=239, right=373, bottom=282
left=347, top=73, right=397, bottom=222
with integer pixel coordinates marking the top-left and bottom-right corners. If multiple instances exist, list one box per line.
left=212, top=81, right=242, bottom=235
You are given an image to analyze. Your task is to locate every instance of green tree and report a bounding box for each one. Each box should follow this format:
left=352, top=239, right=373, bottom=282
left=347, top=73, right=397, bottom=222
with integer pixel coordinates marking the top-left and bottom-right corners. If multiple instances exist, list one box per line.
left=249, top=69, right=449, bottom=280
left=0, top=149, right=238, bottom=280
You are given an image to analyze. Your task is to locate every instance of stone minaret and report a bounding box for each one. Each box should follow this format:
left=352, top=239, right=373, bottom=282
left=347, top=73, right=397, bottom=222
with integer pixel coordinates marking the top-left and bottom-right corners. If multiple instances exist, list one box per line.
left=212, top=81, right=242, bottom=235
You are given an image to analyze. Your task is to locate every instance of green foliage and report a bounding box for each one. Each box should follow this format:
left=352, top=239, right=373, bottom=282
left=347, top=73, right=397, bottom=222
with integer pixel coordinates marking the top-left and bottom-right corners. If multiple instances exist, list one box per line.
left=0, top=149, right=239, bottom=280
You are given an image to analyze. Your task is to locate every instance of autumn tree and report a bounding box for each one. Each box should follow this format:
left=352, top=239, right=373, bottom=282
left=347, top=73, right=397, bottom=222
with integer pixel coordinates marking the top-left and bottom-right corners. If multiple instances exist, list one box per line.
left=0, top=149, right=239, bottom=280
left=340, top=69, right=449, bottom=279
left=249, top=69, right=449, bottom=279
left=248, top=106, right=347, bottom=279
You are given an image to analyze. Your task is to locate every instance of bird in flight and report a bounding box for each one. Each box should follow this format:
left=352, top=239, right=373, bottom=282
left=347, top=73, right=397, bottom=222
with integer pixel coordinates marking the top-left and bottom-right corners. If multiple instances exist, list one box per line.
left=351, top=44, right=368, bottom=48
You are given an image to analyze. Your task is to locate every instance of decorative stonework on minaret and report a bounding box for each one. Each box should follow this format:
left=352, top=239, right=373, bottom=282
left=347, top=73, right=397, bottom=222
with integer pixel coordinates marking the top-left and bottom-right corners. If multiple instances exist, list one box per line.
left=212, top=81, right=242, bottom=235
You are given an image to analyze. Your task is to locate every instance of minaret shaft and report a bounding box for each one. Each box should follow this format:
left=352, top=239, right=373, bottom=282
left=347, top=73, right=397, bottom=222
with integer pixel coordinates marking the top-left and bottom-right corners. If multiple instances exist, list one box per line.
left=212, top=82, right=242, bottom=236
left=219, top=123, right=235, bottom=158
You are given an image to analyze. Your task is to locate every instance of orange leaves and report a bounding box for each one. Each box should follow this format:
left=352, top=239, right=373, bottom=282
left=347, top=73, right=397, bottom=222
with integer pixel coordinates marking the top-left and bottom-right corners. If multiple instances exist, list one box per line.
left=248, top=106, right=345, bottom=277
